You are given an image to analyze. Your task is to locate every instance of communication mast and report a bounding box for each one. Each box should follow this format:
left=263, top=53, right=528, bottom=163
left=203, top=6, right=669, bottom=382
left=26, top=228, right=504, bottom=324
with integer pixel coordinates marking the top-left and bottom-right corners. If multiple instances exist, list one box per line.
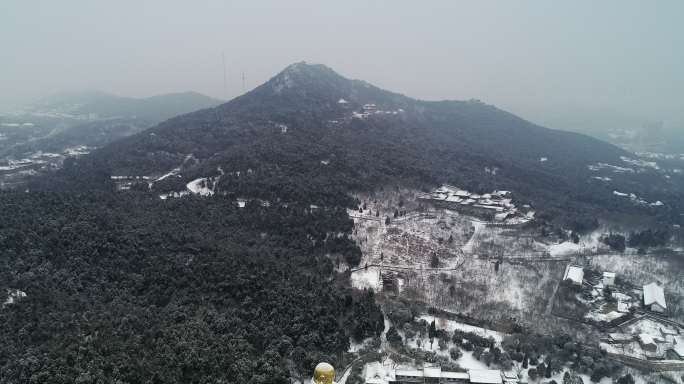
left=222, top=53, right=227, bottom=99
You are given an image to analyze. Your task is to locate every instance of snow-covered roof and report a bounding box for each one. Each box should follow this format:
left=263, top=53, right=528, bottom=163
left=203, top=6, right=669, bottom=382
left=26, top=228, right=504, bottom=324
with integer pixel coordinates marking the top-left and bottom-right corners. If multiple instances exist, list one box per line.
left=609, top=333, right=633, bottom=342
left=395, top=369, right=423, bottom=377
left=673, top=337, right=684, bottom=358
left=563, top=265, right=584, bottom=285
left=502, top=373, right=518, bottom=380
left=364, top=362, right=390, bottom=384
left=441, top=372, right=469, bottom=380
left=612, top=292, right=630, bottom=301
left=639, top=333, right=656, bottom=346
left=423, top=367, right=441, bottom=378
left=643, top=282, right=666, bottom=309
left=617, top=301, right=630, bottom=313
left=469, top=370, right=503, bottom=384
left=473, top=204, right=504, bottom=211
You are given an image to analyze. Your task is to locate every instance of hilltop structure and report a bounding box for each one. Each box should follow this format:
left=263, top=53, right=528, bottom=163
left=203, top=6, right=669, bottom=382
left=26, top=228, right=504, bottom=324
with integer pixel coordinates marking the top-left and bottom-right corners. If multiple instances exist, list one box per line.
left=418, top=185, right=531, bottom=225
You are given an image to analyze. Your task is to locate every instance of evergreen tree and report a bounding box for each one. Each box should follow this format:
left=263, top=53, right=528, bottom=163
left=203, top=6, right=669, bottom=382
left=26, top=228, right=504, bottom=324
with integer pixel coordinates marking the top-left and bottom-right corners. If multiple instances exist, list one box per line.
left=616, top=374, right=634, bottom=384
left=430, top=253, right=440, bottom=268
left=545, top=361, right=552, bottom=378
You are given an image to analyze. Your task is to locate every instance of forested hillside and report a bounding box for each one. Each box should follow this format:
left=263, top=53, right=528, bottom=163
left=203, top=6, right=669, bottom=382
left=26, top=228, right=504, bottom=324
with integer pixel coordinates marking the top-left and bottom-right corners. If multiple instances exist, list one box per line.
left=47, top=62, right=683, bottom=227
left=0, top=192, right=382, bottom=383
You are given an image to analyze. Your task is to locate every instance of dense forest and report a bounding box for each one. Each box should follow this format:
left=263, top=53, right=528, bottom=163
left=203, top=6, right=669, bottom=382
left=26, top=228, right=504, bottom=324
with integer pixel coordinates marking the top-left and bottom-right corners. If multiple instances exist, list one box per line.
left=0, top=191, right=383, bottom=383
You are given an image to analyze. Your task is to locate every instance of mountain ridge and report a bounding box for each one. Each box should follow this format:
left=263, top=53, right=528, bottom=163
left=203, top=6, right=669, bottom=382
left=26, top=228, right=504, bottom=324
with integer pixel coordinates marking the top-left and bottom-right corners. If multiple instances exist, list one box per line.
left=26, top=90, right=223, bottom=121
left=42, top=62, right=683, bottom=227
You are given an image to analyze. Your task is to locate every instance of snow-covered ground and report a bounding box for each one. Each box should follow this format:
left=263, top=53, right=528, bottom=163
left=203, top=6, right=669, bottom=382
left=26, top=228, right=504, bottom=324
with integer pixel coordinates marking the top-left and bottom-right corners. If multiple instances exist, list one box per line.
left=457, top=351, right=489, bottom=370
left=584, top=309, right=625, bottom=323
left=546, top=230, right=608, bottom=257
left=155, top=167, right=181, bottom=182
left=348, top=336, right=375, bottom=353
left=418, top=314, right=506, bottom=344
left=548, top=241, right=581, bottom=257
left=351, top=267, right=381, bottom=291
left=3, top=289, right=26, bottom=306
left=462, top=220, right=485, bottom=254
left=159, top=191, right=189, bottom=200
left=186, top=177, right=214, bottom=196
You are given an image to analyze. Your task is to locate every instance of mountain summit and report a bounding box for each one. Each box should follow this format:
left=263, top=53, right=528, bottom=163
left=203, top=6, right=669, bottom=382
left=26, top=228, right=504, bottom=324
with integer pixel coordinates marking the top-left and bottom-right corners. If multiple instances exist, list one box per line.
left=227, top=62, right=410, bottom=115
left=49, top=62, right=682, bottom=226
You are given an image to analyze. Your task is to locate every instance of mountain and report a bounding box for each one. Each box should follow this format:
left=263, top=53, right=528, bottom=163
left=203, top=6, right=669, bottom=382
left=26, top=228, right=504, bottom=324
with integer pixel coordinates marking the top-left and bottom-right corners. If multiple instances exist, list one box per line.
left=4, top=63, right=683, bottom=383
left=51, top=62, right=684, bottom=226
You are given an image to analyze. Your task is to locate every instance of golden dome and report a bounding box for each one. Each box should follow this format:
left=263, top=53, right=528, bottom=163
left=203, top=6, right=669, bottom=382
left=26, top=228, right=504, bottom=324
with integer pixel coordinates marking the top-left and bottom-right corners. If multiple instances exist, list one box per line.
left=313, top=362, right=335, bottom=384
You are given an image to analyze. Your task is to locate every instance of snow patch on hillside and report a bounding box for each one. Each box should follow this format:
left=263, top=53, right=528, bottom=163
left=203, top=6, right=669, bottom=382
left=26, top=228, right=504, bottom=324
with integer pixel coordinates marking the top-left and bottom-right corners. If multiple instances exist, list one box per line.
left=462, top=220, right=485, bottom=253
left=549, top=242, right=581, bottom=257
left=351, top=267, right=381, bottom=291
left=418, top=314, right=506, bottom=343
left=156, top=167, right=181, bottom=182
left=3, top=289, right=26, bottom=306
left=187, top=178, right=214, bottom=196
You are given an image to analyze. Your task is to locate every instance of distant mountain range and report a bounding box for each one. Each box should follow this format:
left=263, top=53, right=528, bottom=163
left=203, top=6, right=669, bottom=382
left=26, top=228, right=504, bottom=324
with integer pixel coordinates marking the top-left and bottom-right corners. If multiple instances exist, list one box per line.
left=0, top=91, right=222, bottom=157
left=46, top=62, right=684, bottom=226
left=25, top=90, right=223, bottom=122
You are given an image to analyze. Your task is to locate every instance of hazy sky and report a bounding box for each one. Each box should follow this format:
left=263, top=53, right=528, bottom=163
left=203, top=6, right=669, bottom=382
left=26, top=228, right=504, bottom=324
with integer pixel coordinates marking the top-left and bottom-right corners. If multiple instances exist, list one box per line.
left=1, top=1, right=682, bottom=129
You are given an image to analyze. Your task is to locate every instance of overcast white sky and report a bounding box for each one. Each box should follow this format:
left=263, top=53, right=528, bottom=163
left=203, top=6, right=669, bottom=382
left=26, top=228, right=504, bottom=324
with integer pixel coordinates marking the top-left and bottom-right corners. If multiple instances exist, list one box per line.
left=1, top=1, right=682, bottom=129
